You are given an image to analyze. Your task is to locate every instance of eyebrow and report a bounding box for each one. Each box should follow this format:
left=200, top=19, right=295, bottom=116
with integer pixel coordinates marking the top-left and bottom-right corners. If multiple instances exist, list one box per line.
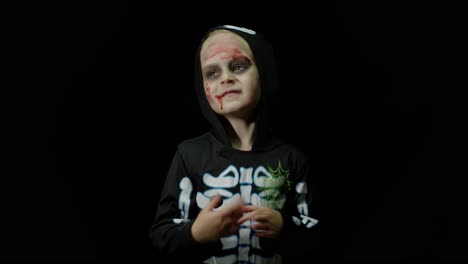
left=202, top=64, right=218, bottom=72
left=202, top=57, right=251, bottom=72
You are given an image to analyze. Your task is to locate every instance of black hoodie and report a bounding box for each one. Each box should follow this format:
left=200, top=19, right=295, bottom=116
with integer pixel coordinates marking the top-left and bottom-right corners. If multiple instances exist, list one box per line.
left=149, top=25, right=319, bottom=264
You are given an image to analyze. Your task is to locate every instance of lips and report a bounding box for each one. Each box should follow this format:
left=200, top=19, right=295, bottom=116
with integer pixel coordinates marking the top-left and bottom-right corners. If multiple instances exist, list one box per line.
left=219, top=90, right=241, bottom=98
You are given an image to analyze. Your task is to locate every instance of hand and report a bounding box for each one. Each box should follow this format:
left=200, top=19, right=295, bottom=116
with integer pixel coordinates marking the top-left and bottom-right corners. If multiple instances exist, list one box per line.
left=191, top=194, right=244, bottom=243
left=237, top=205, right=284, bottom=238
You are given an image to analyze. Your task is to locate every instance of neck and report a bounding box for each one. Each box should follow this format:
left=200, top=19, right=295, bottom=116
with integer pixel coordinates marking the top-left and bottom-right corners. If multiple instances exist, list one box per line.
left=224, top=116, right=256, bottom=151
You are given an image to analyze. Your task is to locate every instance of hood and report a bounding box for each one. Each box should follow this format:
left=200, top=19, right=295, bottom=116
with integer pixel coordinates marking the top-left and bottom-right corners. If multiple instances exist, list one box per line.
left=193, top=25, right=280, bottom=152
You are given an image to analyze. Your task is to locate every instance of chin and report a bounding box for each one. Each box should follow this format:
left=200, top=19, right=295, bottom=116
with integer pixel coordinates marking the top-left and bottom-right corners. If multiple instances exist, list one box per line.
left=217, top=103, right=243, bottom=114
left=221, top=107, right=255, bottom=119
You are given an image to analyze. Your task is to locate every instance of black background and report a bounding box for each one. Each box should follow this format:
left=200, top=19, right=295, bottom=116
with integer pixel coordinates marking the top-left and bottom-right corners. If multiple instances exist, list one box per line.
left=4, top=1, right=465, bottom=262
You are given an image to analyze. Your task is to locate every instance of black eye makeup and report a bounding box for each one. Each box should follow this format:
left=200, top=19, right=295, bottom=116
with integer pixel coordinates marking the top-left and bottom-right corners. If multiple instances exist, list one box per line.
left=231, top=59, right=250, bottom=72
left=204, top=66, right=220, bottom=79
left=202, top=58, right=252, bottom=79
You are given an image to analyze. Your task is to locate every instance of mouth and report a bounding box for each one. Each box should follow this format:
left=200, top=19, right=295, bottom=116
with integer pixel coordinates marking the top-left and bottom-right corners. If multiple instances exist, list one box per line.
left=219, top=90, right=241, bottom=98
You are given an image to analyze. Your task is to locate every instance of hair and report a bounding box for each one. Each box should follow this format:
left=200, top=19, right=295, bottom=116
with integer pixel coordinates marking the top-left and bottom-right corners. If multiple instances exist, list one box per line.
left=200, top=29, right=255, bottom=61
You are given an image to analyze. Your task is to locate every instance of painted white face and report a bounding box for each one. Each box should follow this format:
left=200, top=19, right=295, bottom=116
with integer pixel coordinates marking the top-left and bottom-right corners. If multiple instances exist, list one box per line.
left=200, top=31, right=260, bottom=119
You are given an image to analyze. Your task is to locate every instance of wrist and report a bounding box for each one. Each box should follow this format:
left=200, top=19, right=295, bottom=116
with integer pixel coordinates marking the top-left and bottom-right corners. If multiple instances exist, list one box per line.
left=191, top=222, right=203, bottom=242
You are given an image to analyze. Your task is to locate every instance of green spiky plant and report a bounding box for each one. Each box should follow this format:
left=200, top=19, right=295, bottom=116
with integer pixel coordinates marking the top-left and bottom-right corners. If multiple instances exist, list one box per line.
left=258, top=160, right=291, bottom=202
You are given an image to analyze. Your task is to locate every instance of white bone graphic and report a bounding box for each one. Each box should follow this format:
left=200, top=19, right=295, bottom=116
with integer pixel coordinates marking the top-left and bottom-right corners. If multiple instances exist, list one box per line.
left=221, top=235, right=238, bottom=250
left=296, top=181, right=309, bottom=216
left=240, top=167, right=253, bottom=184
left=196, top=191, right=241, bottom=211
left=301, top=215, right=319, bottom=228
left=294, top=181, right=318, bottom=228
left=240, top=167, right=253, bottom=204
left=195, top=165, right=306, bottom=263
left=202, top=165, right=238, bottom=188
left=173, top=177, right=192, bottom=224
left=204, top=255, right=237, bottom=264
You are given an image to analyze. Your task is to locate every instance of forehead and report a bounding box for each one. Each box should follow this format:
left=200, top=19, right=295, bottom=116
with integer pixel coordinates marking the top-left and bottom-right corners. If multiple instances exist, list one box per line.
left=200, top=31, right=253, bottom=62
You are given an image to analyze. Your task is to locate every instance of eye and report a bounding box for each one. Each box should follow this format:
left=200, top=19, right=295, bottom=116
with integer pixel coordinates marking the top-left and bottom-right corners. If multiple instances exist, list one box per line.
left=205, top=70, right=218, bottom=79
left=232, top=63, right=248, bottom=72
left=231, top=58, right=250, bottom=73
left=233, top=65, right=245, bottom=71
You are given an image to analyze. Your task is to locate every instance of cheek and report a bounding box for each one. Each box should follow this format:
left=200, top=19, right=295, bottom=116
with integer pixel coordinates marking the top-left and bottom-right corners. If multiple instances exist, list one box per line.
left=246, top=79, right=261, bottom=102
left=205, top=84, right=222, bottom=112
left=204, top=84, right=213, bottom=101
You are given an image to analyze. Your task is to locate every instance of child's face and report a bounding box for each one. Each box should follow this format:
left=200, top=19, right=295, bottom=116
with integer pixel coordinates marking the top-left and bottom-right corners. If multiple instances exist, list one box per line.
left=200, top=31, right=260, bottom=119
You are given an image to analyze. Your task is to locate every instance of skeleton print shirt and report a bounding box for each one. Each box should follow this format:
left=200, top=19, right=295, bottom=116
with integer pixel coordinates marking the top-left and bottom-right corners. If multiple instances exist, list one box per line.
left=150, top=25, right=319, bottom=264
left=149, top=132, right=319, bottom=263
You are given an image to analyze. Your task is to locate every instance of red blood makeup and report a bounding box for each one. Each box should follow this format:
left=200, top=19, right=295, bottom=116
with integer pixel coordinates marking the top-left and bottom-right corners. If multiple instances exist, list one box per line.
left=206, top=46, right=251, bottom=64
left=204, top=84, right=213, bottom=101
left=215, top=95, right=224, bottom=110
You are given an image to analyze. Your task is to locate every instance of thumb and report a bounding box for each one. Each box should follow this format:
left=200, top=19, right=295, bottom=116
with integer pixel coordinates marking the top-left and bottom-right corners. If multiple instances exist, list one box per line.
left=205, top=194, right=222, bottom=211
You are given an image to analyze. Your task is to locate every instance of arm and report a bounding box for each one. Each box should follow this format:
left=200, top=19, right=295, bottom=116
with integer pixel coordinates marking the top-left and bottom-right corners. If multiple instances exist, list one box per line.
left=148, top=150, right=221, bottom=262
left=237, top=154, right=320, bottom=261
left=275, top=155, right=320, bottom=261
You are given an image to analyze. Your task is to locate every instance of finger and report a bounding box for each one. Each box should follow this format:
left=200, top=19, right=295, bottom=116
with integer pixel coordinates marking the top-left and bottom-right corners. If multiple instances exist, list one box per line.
left=231, top=209, right=244, bottom=220
left=233, top=196, right=247, bottom=209
left=254, top=231, right=271, bottom=238
left=241, top=205, right=258, bottom=213
left=232, top=195, right=245, bottom=206
left=220, top=198, right=244, bottom=216
left=237, top=212, right=256, bottom=224
left=239, top=210, right=271, bottom=224
left=252, top=222, right=268, bottom=230
left=254, top=214, right=268, bottom=222
left=205, top=194, right=222, bottom=211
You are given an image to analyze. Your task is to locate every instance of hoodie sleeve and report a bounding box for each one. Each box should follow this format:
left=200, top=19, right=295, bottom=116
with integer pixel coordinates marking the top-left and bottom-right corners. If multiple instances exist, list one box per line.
left=149, top=149, right=221, bottom=262
left=260, top=154, right=320, bottom=262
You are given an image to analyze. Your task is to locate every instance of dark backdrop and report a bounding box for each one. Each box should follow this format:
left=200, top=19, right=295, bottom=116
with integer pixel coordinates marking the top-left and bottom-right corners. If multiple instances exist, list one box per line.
left=4, top=1, right=464, bottom=262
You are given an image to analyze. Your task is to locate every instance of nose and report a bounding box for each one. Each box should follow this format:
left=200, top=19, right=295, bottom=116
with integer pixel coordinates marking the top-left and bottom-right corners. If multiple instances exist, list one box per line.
left=220, top=72, right=235, bottom=85
left=221, top=79, right=235, bottom=85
